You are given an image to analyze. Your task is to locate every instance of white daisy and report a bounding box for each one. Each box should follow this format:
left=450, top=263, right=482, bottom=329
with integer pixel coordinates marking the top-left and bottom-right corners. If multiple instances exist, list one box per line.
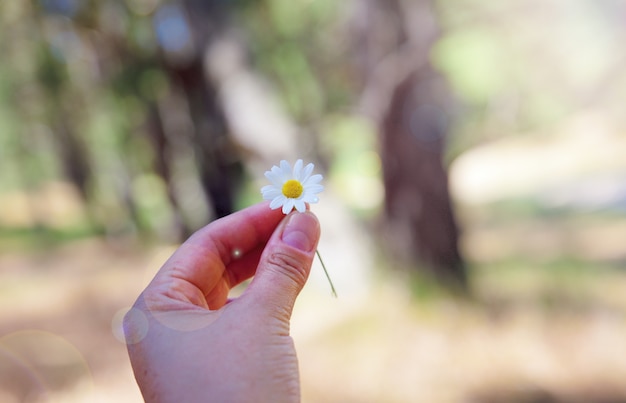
left=261, top=159, right=324, bottom=214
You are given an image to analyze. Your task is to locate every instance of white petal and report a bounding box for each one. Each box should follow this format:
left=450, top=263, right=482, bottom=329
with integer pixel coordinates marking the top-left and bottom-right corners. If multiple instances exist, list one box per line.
left=300, top=163, right=314, bottom=182
left=261, top=187, right=282, bottom=200
left=282, top=199, right=295, bottom=214
left=304, top=174, right=323, bottom=185
left=265, top=170, right=283, bottom=187
left=260, top=184, right=275, bottom=196
left=271, top=166, right=289, bottom=185
left=270, top=196, right=286, bottom=210
left=279, top=160, right=292, bottom=179
left=301, top=193, right=319, bottom=203
left=304, top=184, right=324, bottom=194
left=293, top=159, right=303, bottom=180
left=294, top=199, right=306, bottom=212
left=270, top=165, right=283, bottom=176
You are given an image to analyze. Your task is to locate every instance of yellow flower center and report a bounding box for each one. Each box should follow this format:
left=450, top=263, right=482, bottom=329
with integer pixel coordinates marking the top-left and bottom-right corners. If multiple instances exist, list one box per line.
left=282, top=179, right=304, bottom=199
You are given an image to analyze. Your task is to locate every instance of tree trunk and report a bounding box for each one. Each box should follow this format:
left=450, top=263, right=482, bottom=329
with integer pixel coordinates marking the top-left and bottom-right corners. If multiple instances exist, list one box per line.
left=351, top=0, right=468, bottom=292
left=381, top=66, right=467, bottom=291
left=158, top=0, right=243, bottom=222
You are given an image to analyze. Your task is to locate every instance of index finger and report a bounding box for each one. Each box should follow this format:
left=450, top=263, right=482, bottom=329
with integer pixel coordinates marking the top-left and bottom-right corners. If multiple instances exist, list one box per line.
left=148, top=202, right=285, bottom=305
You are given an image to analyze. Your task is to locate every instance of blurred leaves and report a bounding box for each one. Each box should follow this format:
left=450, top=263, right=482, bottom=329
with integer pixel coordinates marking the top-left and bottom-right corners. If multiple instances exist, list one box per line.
left=437, top=0, right=626, bottom=145
left=1, top=0, right=625, bottom=244
left=433, top=28, right=508, bottom=104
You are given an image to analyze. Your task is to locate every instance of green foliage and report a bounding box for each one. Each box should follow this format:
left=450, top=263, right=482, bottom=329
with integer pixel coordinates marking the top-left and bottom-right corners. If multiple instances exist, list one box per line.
left=265, top=42, right=324, bottom=119
left=36, top=44, right=69, bottom=94
left=1, top=0, right=623, bottom=248
left=433, top=28, right=508, bottom=104
left=0, top=225, right=99, bottom=254
left=436, top=0, right=624, bottom=141
left=321, top=115, right=383, bottom=215
left=238, top=0, right=346, bottom=121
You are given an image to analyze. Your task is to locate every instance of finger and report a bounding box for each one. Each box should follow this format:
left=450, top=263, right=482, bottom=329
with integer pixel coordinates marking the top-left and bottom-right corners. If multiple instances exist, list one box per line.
left=204, top=244, right=266, bottom=309
left=244, top=211, right=320, bottom=320
left=147, top=202, right=285, bottom=306
left=223, top=244, right=266, bottom=287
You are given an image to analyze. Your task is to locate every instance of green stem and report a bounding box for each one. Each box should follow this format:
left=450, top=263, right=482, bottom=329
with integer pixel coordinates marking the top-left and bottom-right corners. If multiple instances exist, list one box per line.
left=315, top=249, right=337, bottom=297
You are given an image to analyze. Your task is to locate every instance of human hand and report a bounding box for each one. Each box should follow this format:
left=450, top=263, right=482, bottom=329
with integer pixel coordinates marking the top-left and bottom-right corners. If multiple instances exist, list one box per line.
left=123, top=202, right=321, bottom=403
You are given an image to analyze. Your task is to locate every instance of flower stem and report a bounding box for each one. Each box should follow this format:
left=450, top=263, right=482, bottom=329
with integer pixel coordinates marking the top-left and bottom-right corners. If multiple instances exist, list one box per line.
left=315, top=249, right=337, bottom=297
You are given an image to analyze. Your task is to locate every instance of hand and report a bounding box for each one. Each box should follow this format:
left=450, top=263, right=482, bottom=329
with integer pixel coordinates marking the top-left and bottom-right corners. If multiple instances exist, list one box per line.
left=123, top=202, right=321, bottom=403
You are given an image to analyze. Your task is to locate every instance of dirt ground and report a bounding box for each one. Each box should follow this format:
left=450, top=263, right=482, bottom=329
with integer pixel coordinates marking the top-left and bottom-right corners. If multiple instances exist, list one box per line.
left=0, top=238, right=158, bottom=403
left=1, top=228, right=626, bottom=403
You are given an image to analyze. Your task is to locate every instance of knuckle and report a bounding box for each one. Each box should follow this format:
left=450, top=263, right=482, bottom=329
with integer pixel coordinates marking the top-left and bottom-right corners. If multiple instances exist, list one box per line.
left=266, top=251, right=309, bottom=286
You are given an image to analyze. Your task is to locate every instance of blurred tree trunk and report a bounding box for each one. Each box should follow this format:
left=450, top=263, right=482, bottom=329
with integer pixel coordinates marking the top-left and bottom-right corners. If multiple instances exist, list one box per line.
left=145, top=104, right=193, bottom=238
left=381, top=66, right=467, bottom=292
left=32, top=13, right=103, bottom=232
left=352, top=0, right=467, bottom=292
left=161, top=0, right=243, bottom=221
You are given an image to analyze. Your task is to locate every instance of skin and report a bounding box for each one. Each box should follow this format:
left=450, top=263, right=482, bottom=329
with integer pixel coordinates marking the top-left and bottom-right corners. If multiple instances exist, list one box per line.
left=124, top=202, right=321, bottom=403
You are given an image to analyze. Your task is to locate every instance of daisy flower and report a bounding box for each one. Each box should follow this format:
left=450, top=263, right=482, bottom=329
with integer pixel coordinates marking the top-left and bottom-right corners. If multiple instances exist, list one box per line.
left=260, top=159, right=336, bottom=297
left=261, top=159, right=324, bottom=214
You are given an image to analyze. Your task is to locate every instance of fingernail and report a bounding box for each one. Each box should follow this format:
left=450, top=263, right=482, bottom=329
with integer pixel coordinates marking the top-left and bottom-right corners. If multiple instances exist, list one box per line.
left=281, top=212, right=319, bottom=252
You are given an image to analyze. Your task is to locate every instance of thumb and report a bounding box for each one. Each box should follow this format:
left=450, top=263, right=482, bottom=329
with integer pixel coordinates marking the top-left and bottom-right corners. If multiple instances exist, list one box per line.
left=246, top=211, right=320, bottom=316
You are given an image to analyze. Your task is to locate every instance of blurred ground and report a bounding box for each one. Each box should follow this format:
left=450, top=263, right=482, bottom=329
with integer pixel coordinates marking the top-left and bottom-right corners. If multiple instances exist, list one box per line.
left=0, top=238, right=163, bottom=403
left=2, top=121, right=626, bottom=402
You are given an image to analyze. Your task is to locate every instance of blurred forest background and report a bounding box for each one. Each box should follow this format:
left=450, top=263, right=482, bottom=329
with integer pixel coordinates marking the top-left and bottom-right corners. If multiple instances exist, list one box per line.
left=2, top=0, right=626, bottom=402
